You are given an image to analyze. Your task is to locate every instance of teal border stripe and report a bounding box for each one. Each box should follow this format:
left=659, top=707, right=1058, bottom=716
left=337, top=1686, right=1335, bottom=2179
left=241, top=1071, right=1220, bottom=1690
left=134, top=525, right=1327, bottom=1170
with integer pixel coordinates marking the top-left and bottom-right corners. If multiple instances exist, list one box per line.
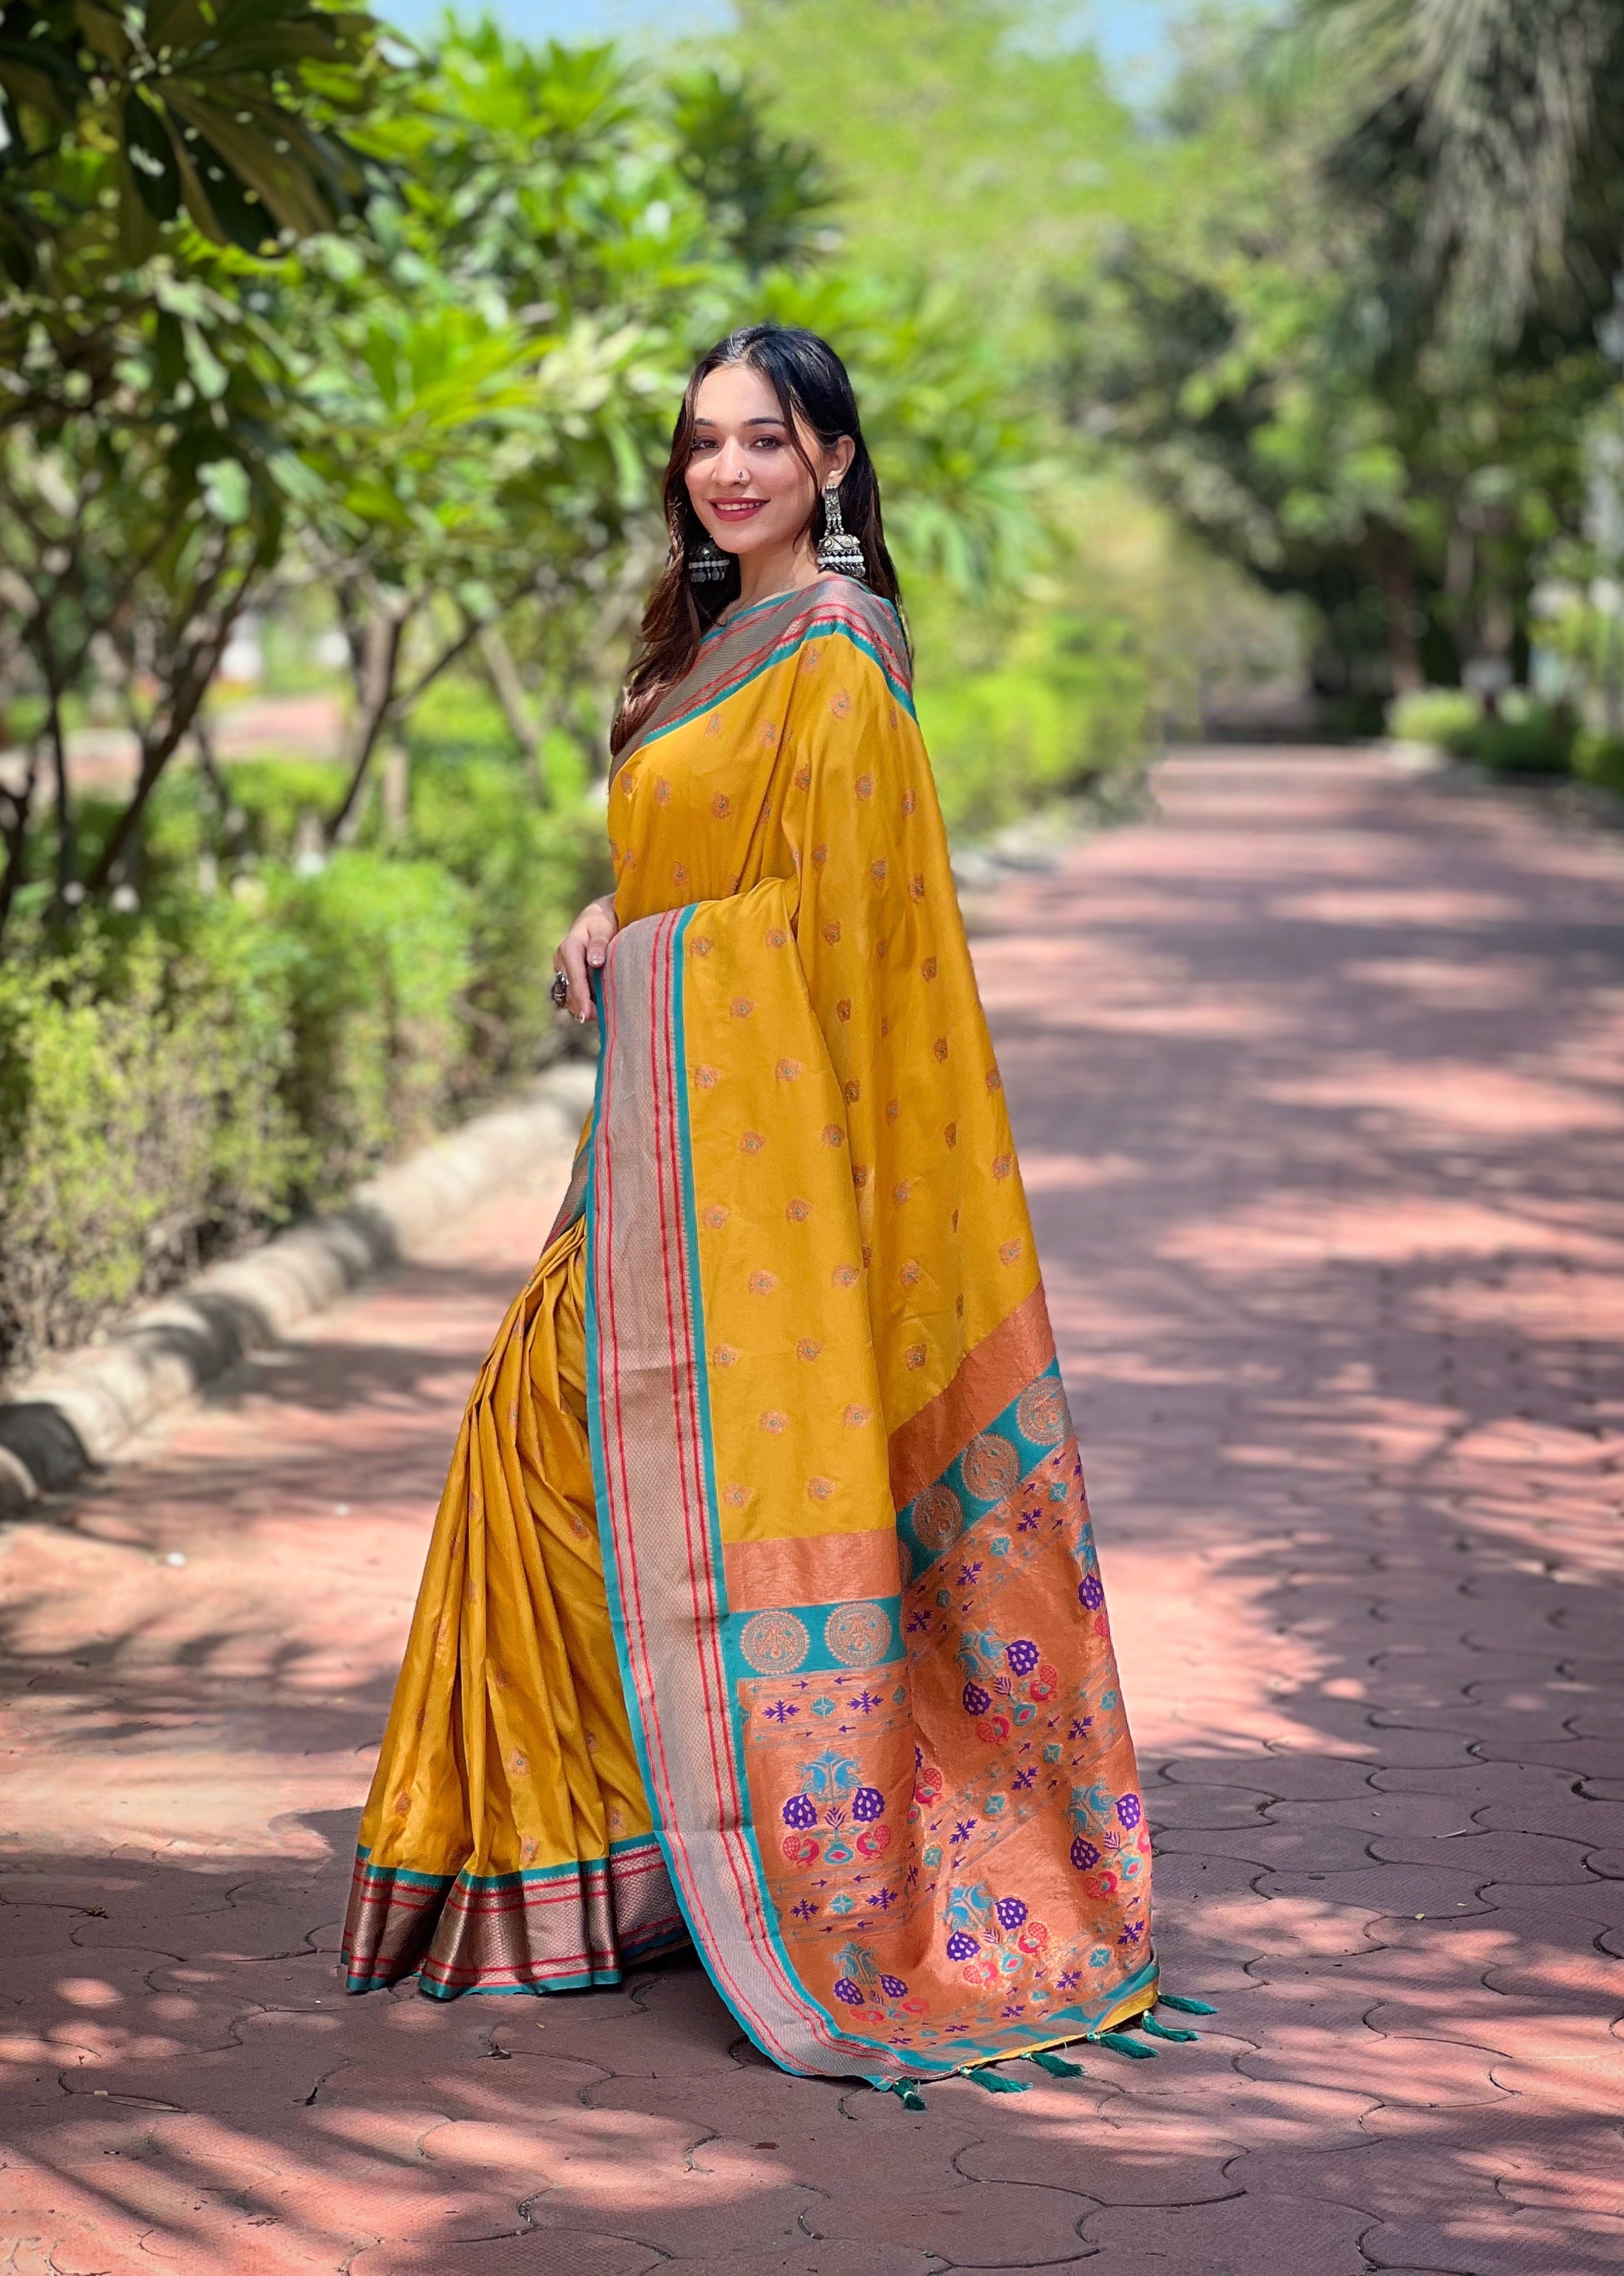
left=896, top=1357, right=1089, bottom=1588
left=664, top=915, right=926, bottom=2082
left=721, top=1596, right=904, bottom=1685
left=640, top=610, right=916, bottom=751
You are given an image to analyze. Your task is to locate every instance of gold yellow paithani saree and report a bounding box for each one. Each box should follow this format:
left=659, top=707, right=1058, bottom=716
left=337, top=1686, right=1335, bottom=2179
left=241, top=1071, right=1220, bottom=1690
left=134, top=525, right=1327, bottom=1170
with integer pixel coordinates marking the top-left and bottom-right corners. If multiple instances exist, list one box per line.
left=343, top=576, right=1157, bottom=2084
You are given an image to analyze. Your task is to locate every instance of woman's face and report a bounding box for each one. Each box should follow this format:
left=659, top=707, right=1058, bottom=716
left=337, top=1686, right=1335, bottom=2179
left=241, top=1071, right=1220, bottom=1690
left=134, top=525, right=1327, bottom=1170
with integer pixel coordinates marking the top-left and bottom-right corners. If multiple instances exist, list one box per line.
left=684, top=362, right=853, bottom=566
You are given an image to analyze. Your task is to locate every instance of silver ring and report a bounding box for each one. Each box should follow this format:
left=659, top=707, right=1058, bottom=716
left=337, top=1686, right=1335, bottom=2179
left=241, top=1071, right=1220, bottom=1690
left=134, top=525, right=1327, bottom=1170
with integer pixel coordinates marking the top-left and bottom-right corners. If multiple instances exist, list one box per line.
left=549, top=970, right=568, bottom=1009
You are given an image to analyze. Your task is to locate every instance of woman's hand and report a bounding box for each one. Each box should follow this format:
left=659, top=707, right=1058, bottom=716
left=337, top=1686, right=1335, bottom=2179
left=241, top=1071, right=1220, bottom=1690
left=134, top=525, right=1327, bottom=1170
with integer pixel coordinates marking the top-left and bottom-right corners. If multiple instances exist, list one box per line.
left=554, top=892, right=619, bottom=1023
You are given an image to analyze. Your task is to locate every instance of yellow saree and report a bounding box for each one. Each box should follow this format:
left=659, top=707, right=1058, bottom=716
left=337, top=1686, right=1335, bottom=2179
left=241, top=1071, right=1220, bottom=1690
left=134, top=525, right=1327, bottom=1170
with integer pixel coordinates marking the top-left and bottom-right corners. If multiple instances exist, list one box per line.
left=344, top=576, right=1157, bottom=2084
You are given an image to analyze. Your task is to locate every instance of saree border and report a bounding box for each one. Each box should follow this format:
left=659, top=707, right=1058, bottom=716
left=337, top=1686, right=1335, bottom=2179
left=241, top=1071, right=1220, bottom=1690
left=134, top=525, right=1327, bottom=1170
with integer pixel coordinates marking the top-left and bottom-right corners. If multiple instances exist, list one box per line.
left=341, top=1832, right=684, bottom=1997
left=586, top=910, right=930, bottom=2083
left=623, top=585, right=914, bottom=765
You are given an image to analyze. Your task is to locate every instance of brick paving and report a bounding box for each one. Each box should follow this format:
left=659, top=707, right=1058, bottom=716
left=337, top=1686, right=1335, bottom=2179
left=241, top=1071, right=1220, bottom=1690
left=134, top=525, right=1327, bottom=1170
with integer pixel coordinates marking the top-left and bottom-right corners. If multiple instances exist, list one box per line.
left=2, top=746, right=1622, bottom=2275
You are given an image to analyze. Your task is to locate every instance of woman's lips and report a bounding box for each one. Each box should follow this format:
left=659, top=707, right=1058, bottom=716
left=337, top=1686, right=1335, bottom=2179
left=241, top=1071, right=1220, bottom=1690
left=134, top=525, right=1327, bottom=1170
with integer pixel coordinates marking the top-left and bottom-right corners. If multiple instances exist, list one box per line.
left=711, top=499, right=767, bottom=520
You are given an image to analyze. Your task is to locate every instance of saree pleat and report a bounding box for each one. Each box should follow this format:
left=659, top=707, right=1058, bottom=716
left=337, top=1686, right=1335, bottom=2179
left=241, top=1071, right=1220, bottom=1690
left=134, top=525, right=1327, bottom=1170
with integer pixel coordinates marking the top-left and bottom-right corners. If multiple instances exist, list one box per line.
left=347, top=575, right=1157, bottom=2082
left=342, top=1218, right=686, bottom=1994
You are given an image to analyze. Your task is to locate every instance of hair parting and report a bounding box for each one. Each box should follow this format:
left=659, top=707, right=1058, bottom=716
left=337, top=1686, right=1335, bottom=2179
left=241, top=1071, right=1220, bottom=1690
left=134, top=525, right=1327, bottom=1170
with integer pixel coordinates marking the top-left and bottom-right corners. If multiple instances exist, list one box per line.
left=610, top=323, right=904, bottom=756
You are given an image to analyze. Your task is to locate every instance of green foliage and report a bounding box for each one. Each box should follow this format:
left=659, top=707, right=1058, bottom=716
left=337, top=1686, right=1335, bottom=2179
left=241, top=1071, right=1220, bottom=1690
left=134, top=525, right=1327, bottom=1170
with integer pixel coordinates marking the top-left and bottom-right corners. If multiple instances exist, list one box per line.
left=0, top=910, right=301, bottom=1370
left=209, top=760, right=354, bottom=862
left=725, top=0, right=1141, bottom=361
left=1060, top=6, right=1620, bottom=708
left=0, top=0, right=380, bottom=278
left=1467, top=697, right=1577, bottom=776
left=911, top=574, right=1152, bottom=834
left=1306, top=0, right=1624, bottom=358
left=668, top=66, right=835, bottom=276
left=1573, top=728, right=1624, bottom=794
left=408, top=754, right=612, bottom=1082
left=1386, top=685, right=1577, bottom=772
left=265, top=850, right=475, bottom=1180
left=0, top=780, right=607, bottom=1378
left=1387, top=688, right=1479, bottom=751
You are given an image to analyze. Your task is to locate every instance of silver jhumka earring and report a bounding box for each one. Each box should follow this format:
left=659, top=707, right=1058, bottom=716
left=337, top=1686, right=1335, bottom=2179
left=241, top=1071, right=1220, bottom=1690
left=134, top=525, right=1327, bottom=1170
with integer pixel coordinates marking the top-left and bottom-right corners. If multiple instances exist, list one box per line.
left=816, top=481, right=865, bottom=577
left=688, top=532, right=730, bottom=583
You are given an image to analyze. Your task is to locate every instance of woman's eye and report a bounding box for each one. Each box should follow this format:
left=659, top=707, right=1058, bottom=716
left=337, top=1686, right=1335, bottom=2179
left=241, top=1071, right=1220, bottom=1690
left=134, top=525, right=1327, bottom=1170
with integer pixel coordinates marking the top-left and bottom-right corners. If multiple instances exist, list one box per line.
left=753, top=436, right=783, bottom=450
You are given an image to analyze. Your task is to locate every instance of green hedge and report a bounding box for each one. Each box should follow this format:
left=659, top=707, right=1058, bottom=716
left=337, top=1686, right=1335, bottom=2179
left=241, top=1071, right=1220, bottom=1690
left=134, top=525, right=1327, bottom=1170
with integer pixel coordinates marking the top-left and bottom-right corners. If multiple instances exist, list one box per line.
left=0, top=756, right=607, bottom=1385
left=917, top=606, right=1151, bottom=836
left=1387, top=687, right=1577, bottom=773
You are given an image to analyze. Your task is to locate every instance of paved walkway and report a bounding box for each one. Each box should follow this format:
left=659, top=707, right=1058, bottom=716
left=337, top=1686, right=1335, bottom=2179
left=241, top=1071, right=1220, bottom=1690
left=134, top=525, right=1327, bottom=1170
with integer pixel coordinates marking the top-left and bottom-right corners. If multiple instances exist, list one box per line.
left=2, top=749, right=1621, bottom=2275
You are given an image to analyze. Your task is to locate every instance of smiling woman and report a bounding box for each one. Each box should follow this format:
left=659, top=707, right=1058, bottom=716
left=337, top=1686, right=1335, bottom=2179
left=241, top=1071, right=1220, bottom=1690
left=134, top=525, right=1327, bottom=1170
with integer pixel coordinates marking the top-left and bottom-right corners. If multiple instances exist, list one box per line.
left=344, top=323, right=1165, bottom=2094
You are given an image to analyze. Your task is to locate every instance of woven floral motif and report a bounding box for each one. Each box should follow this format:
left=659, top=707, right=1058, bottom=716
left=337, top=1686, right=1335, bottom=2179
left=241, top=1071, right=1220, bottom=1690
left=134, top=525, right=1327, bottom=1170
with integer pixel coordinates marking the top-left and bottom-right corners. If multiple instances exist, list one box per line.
left=1017, top=1380, right=1071, bottom=1448
left=912, top=1483, right=964, bottom=1553
left=739, top=1610, right=812, bottom=1674
left=823, top=1600, right=895, bottom=1667
left=961, top=1430, right=1020, bottom=1501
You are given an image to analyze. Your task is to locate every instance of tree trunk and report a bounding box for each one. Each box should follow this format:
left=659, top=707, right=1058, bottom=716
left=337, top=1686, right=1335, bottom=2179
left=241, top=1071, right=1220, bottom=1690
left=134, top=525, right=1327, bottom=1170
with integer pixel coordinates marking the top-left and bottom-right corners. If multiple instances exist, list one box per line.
left=46, top=686, right=75, bottom=908
left=327, top=607, right=407, bottom=847
left=86, top=575, right=251, bottom=896
left=1372, top=530, right=1423, bottom=697
left=0, top=746, right=41, bottom=947
left=479, top=622, right=548, bottom=797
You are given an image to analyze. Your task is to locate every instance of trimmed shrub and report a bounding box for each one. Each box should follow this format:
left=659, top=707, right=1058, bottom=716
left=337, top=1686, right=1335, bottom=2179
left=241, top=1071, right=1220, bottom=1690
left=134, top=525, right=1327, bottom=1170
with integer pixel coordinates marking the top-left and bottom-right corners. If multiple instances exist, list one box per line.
left=407, top=756, right=612, bottom=1086
left=0, top=909, right=302, bottom=1372
left=1468, top=699, right=1576, bottom=776
left=1387, top=688, right=1479, bottom=753
left=1573, top=728, right=1624, bottom=794
left=264, top=852, right=477, bottom=1193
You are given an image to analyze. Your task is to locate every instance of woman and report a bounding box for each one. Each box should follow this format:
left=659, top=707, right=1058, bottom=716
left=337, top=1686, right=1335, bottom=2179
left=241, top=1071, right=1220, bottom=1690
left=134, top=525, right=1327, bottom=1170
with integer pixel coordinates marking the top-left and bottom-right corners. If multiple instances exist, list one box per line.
left=343, top=324, right=1162, bottom=2090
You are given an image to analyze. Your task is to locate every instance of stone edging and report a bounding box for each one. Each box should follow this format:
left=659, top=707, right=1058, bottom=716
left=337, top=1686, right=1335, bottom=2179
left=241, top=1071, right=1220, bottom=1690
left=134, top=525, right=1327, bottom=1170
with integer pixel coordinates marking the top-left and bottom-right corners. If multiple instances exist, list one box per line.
left=0, top=1058, right=597, bottom=1520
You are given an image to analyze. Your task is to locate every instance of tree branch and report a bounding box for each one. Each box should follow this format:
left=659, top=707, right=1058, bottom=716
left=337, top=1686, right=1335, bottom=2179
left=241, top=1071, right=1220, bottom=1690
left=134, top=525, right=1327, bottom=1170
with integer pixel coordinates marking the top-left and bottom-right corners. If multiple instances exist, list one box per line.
left=479, top=620, right=548, bottom=797
left=85, top=562, right=256, bottom=896
left=0, top=746, right=41, bottom=950
left=325, top=602, right=409, bottom=847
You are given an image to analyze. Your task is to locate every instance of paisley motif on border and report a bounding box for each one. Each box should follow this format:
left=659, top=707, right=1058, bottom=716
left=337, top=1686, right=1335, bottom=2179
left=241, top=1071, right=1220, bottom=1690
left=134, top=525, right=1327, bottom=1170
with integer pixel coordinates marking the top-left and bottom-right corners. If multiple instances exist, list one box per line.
left=739, top=1610, right=811, bottom=1673
left=1017, top=1380, right=1070, bottom=1448
left=912, top=1483, right=963, bottom=1552
left=962, top=1431, right=1020, bottom=1502
left=822, top=1601, right=895, bottom=1667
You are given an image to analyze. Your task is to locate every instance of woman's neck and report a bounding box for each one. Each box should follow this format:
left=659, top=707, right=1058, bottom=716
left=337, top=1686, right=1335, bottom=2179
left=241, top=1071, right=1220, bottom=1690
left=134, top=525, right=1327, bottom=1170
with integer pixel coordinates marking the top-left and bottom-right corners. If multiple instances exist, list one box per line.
left=732, top=536, right=823, bottom=614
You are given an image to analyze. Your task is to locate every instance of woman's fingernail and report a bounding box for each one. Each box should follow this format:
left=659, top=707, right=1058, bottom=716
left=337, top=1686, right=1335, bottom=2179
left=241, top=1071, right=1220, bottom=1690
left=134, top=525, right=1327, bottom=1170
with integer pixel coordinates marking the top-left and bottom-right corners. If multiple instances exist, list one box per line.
left=589, top=949, right=603, bottom=966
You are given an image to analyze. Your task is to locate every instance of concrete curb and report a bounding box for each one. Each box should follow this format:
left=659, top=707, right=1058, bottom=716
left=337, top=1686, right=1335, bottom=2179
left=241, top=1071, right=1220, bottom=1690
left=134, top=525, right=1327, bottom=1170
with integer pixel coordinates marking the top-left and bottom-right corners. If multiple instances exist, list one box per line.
left=0, top=1057, right=597, bottom=1519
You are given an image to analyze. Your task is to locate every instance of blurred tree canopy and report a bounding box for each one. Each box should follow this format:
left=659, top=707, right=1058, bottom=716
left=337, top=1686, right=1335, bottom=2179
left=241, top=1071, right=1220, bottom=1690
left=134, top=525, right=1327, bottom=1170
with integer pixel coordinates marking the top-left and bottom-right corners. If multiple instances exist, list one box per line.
left=1058, top=0, right=1624, bottom=716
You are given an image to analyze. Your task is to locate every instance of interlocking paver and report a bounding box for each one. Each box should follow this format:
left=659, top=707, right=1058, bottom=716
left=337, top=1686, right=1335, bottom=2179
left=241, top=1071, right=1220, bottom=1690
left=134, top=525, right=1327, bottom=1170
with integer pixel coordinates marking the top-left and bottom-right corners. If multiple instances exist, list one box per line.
left=3, top=747, right=1623, bottom=2272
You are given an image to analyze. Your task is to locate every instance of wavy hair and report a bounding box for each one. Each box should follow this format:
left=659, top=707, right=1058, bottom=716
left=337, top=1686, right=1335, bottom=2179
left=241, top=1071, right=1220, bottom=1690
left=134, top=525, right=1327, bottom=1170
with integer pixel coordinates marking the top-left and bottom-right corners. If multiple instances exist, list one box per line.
left=610, top=323, right=903, bottom=756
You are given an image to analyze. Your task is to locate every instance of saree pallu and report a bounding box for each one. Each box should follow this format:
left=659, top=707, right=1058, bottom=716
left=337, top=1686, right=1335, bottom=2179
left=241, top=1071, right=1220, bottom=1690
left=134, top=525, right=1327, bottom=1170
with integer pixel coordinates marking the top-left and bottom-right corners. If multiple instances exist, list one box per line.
left=344, top=576, right=1155, bottom=2082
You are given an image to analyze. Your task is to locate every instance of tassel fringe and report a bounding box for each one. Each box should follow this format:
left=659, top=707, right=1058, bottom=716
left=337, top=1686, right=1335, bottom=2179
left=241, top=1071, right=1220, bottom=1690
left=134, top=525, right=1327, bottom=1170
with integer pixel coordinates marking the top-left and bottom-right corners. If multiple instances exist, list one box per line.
left=1030, top=2049, right=1085, bottom=2078
left=1092, top=2027, right=1157, bottom=2059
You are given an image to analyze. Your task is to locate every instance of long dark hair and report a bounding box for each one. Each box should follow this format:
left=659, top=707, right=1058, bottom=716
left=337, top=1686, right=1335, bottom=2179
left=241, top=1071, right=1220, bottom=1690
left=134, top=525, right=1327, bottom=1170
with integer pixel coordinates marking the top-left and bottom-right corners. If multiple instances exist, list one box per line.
left=610, top=323, right=903, bottom=756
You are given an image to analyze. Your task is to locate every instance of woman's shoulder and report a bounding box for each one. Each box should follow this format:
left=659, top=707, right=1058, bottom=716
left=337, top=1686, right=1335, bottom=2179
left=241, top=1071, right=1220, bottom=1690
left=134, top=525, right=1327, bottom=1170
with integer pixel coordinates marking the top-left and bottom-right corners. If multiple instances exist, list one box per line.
left=791, top=576, right=912, bottom=697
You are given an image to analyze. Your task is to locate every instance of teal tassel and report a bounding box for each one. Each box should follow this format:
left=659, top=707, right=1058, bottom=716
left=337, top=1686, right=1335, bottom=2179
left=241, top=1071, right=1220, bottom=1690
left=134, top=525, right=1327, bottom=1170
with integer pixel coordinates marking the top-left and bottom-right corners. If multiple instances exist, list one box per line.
left=1158, top=1993, right=1216, bottom=2015
left=1029, top=2050, right=1085, bottom=2078
left=1141, top=2014, right=1198, bottom=2042
left=970, top=2067, right=1029, bottom=2094
left=1093, top=2029, right=1157, bottom=2060
left=895, top=2082, right=927, bottom=2112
